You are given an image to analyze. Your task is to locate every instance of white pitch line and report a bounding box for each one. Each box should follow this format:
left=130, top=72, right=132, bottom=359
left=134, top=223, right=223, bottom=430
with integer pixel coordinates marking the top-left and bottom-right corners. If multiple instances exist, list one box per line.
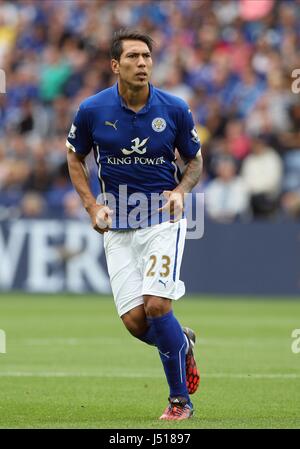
left=8, top=338, right=293, bottom=349
left=205, top=373, right=300, bottom=379
left=10, top=338, right=124, bottom=346
left=0, top=372, right=156, bottom=378
left=0, top=372, right=299, bottom=379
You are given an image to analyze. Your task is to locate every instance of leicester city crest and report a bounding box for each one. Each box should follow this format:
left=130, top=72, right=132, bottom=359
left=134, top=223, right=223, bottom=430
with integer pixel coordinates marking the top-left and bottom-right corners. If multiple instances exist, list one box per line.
left=152, top=117, right=166, bottom=132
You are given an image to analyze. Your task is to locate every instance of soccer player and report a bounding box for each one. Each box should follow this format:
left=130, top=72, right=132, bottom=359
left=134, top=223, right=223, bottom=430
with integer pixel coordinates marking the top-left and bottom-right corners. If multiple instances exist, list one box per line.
left=66, top=29, right=202, bottom=420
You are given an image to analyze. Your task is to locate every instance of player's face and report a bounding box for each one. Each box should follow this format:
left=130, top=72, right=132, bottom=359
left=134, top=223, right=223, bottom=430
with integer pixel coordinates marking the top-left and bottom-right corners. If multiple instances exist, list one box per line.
left=112, top=40, right=152, bottom=88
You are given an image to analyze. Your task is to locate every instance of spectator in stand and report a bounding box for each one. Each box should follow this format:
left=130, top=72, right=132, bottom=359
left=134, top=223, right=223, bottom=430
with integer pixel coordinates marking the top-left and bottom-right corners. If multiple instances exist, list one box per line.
left=281, top=191, right=300, bottom=220
left=205, top=156, right=249, bottom=223
left=230, top=67, right=267, bottom=118
left=39, top=46, right=71, bottom=104
left=46, top=162, right=73, bottom=216
left=63, top=191, right=87, bottom=220
left=0, top=158, right=31, bottom=209
left=20, top=191, right=46, bottom=218
left=246, top=70, right=293, bottom=137
left=241, top=135, right=283, bottom=218
left=163, top=67, right=193, bottom=104
left=224, top=119, right=251, bottom=162
left=0, top=0, right=299, bottom=222
left=278, top=103, right=300, bottom=154
left=281, top=150, right=300, bottom=220
left=23, top=153, right=53, bottom=194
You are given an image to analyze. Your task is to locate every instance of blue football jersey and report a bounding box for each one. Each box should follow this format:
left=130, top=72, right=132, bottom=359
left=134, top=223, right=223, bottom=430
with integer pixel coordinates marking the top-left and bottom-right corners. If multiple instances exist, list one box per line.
left=66, top=83, right=201, bottom=229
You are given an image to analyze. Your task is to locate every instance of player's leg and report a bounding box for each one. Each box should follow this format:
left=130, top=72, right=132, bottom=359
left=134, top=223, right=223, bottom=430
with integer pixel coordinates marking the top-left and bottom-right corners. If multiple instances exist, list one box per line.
left=120, top=304, right=156, bottom=346
left=143, top=294, right=190, bottom=403
left=103, top=230, right=156, bottom=345
left=104, top=223, right=197, bottom=420
left=136, top=219, right=195, bottom=419
left=103, top=229, right=144, bottom=319
left=121, top=304, right=148, bottom=337
left=121, top=292, right=195, bottom=420
left=143, top=297, right=195, bottom=420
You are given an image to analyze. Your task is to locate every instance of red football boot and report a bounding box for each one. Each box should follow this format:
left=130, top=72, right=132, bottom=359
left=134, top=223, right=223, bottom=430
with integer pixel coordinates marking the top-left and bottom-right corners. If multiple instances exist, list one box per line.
left=183, top=327, right=200, bottom=395
left=159, top=397, right=194, bottom=420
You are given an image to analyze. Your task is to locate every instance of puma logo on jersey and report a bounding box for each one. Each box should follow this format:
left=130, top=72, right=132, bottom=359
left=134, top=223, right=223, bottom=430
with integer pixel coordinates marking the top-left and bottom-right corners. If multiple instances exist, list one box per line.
left=105, top=120, right=118, bottom=130
left=121, top=137, right=149, bottom=155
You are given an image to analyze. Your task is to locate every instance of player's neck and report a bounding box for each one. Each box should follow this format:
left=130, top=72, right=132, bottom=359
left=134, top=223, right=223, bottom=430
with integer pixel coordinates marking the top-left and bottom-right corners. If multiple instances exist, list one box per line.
left=118, top=81, right=149, bottom=113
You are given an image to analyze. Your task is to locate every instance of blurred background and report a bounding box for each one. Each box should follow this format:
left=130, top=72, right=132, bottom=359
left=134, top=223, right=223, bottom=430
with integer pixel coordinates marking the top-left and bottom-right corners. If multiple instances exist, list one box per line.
left=0, top=0, right=300, bottom=295
left=2, top=1, right=300, bottom=430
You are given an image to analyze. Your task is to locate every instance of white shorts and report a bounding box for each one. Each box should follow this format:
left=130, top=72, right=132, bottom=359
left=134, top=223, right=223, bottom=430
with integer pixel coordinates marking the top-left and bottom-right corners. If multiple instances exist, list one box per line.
left=103, top=219, right=187, bottom=317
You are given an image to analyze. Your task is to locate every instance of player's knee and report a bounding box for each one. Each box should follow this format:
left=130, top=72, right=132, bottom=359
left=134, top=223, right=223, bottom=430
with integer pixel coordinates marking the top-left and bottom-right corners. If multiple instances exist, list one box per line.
left=144, top=295, right=172, bottom=318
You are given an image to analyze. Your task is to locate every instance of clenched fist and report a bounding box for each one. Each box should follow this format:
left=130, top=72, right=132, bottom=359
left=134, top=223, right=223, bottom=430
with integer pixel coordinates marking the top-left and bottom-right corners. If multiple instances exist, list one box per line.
left=86, top=204, right=113, bottom=234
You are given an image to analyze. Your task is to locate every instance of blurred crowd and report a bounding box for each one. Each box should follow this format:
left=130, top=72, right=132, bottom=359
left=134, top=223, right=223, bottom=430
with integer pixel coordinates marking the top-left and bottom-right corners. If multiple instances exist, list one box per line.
left=1, top=0, right=300, bottom=223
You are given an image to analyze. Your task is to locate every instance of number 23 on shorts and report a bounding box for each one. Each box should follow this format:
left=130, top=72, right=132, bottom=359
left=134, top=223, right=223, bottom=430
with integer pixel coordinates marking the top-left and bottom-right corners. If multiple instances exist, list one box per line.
left=146, top=255, right=171, bottom=278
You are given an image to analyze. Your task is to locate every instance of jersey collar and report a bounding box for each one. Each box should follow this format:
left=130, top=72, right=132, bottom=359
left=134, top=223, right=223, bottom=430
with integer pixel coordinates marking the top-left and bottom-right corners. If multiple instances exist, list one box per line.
left=113, top=82, right=154, bottom=114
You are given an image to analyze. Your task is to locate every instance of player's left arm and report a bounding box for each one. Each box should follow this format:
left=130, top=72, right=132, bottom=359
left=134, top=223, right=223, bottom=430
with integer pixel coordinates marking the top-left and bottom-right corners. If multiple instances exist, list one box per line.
left=160, top=150, right=202, bottom=221
left=160, top=106, right=203, bottom=221
left=174, top=149, right=203, bottom=195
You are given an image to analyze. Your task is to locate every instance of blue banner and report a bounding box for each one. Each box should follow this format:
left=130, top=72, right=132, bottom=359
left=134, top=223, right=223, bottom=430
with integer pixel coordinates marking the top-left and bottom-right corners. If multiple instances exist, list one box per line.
left=0, top=219, right=299, bottom=296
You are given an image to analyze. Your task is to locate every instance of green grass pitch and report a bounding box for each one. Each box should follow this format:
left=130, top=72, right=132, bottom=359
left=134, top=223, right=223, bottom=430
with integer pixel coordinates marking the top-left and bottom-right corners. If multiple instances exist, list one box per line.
left=0, top=293, right=299, bottom=429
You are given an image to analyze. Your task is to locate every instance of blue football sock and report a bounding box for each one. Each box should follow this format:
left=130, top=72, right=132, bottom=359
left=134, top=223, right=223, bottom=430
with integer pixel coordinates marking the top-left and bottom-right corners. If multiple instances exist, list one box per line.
left=149, top=310, right=190, bottom=403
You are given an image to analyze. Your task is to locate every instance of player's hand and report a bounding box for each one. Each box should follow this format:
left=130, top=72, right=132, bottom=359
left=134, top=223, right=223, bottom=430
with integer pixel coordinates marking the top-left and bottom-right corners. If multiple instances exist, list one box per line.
left=87, top=204, right=113, bottom=234
left=158, top=189, right=184, bottom=223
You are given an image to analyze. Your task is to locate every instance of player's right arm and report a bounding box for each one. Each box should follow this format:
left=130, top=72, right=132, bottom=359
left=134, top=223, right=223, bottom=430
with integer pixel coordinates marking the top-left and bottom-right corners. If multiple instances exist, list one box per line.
left=66, top=105, right=112, bottom=233
left=66, top=149, right=112, bottom=233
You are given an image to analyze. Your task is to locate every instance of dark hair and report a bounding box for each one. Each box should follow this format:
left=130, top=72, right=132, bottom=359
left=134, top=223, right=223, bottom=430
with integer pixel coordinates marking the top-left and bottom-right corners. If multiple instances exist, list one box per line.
left=110, top=29, right=154, bottom=60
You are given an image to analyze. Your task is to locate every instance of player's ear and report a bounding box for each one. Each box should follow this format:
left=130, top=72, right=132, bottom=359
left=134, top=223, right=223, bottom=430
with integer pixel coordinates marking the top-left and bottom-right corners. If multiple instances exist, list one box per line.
left=111, top=59, right=120, bottom=75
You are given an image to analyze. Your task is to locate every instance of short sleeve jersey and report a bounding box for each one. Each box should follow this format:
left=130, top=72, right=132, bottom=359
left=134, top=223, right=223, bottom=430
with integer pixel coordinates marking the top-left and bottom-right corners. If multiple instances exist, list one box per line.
left=66, top=83, right=201, bottom=229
